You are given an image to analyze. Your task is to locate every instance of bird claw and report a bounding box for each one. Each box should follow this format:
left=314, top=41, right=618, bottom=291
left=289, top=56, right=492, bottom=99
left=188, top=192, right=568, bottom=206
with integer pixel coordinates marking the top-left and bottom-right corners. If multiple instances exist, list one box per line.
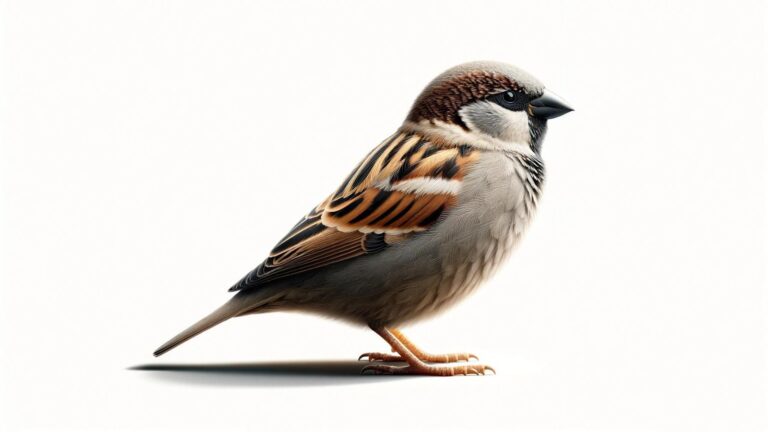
left=358, top=352, right=405, bottom=362
left=463, top=364, right=495, bottom=376
left=360, top=364, right=388, bottom=375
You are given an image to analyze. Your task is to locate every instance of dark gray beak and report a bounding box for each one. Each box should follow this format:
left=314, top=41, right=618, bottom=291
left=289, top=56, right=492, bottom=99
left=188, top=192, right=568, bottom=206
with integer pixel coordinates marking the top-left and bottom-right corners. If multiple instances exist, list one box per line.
left=529, top=90, right=573, bottom=120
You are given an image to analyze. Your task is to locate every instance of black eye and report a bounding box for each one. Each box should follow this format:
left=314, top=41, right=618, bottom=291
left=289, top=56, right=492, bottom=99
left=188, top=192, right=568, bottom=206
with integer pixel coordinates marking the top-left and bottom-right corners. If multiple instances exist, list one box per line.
left=491, top=90, right=528, bottom=111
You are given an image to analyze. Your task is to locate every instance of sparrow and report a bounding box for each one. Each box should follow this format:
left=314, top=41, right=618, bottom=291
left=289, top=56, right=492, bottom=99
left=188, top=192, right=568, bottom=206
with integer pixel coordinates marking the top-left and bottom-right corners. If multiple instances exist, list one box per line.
left=153, top=61, right=572, bottom=376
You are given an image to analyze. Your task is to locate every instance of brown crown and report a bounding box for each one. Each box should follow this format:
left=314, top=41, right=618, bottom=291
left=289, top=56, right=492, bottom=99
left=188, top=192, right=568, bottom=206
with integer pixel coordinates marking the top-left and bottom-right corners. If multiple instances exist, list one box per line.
left=406, top=71, right=519, bottom=127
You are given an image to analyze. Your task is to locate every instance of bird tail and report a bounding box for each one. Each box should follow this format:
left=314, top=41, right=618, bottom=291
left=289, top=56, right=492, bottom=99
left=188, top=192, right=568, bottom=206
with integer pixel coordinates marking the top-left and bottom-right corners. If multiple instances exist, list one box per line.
left=153, top=295, right=252, bottom=357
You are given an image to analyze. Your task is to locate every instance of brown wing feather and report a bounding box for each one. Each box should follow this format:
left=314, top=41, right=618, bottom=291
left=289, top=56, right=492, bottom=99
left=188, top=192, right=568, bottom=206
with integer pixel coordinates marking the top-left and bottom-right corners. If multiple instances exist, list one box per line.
left=229, top=131, right=478, bottom=291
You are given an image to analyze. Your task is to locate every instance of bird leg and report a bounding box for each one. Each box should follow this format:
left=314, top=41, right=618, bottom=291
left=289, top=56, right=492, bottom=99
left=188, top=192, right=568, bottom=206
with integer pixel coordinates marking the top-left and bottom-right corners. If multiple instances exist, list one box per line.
left=359, top=328, right=478, bottom=363
left=360, top=326, right=494, bottom=376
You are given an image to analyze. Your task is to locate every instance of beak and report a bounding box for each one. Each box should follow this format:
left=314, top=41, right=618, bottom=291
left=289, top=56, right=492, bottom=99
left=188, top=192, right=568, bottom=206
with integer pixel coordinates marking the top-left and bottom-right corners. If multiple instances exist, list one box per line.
left=528, top=90, right=573, bottom=120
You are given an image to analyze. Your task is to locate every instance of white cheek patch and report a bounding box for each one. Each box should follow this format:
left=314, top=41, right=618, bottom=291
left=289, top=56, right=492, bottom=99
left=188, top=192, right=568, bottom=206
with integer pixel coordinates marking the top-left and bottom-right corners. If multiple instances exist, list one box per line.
left=459, top=101, right=531, bottom=145
left=499, top=109, right=531, bottom=144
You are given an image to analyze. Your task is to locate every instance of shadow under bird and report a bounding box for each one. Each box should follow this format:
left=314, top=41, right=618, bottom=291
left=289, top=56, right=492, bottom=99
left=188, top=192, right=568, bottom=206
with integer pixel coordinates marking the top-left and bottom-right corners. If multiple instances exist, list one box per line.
left=154, top=61, right=573, bottom=376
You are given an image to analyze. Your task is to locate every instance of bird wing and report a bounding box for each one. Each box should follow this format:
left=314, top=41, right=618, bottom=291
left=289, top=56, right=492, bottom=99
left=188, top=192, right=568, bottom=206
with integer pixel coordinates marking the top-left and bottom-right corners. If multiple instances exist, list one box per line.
left=229, top=131, right=479, bottom=291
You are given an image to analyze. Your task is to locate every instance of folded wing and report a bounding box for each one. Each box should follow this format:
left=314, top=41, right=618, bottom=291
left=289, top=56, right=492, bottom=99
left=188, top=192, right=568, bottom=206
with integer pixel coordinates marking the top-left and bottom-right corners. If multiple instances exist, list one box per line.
left=230, top=132, right=478, bottom=291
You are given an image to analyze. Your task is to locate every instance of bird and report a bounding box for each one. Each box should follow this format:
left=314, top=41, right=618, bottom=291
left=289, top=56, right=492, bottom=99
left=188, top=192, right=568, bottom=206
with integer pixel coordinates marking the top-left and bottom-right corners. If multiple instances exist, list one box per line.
left=153, top=61, right=572, bottom=376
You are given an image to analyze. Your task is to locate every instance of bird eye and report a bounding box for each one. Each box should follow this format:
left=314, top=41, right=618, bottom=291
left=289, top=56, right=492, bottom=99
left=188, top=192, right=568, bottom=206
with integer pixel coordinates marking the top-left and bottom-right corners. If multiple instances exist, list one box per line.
left=491, top=90, right=527, bottom=111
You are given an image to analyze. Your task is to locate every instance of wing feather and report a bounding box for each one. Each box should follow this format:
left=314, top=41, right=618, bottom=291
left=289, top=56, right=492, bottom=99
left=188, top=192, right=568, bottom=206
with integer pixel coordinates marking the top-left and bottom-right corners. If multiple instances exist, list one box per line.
left=229, top=131, right=479, bottom=291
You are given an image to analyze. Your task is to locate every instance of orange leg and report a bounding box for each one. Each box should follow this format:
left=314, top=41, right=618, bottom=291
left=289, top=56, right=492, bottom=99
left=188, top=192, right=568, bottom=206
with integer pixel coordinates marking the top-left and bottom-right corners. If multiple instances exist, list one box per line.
left=359, top=328, right=478, bottom=363
left=360, top=327, right=494, bottom=376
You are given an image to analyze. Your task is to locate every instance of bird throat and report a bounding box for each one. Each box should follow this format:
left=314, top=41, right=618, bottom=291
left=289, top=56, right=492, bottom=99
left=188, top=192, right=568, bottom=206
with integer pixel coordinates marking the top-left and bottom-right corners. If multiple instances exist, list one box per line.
left=528, top=117, right=547, bottom=154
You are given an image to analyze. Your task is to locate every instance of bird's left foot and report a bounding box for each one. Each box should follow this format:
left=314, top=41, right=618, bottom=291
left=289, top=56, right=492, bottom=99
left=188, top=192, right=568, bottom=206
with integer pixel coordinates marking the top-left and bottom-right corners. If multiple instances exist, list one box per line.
left=361, top=362, right=495, bottom=376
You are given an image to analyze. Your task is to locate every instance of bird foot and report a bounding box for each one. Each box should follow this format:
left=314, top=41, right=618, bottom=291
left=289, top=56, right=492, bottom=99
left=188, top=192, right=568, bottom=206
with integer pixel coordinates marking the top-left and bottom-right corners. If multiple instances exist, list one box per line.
left=361, top=363, right=494, bottom=376
left=358, top=351, right=478, bottom=363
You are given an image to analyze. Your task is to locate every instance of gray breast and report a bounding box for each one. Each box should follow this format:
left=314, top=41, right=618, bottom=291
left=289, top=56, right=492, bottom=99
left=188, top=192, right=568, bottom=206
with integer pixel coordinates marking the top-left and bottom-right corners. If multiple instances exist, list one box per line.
left=415, top=150, right=544, bottom=318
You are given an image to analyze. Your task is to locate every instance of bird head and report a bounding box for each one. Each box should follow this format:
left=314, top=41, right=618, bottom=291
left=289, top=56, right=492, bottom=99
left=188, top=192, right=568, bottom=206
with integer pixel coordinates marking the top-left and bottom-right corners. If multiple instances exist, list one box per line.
left=405, top=61, right=572, bottom=153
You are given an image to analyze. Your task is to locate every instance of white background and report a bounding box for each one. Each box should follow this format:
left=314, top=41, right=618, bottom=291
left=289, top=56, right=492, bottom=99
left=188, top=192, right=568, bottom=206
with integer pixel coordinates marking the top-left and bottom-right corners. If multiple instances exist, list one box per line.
left=1, top=1, right=766, bottom=431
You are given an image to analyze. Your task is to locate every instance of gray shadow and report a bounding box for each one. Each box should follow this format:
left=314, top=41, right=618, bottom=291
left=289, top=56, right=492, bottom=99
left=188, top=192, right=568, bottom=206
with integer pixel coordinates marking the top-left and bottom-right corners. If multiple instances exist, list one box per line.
left=129, top=360, right=410, bottom=387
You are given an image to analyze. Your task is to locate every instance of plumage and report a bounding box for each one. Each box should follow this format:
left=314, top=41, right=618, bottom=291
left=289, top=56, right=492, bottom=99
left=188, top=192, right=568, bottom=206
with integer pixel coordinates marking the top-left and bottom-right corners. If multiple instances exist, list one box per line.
left=153, top=61, right=572, bottom=376
left=229, top=131, right=479, bottom=291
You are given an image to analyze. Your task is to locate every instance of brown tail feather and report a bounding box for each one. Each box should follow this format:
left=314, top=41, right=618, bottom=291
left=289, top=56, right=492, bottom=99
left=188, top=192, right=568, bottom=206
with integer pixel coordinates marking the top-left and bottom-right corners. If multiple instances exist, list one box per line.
left=153, top=297, right=249, bottom=357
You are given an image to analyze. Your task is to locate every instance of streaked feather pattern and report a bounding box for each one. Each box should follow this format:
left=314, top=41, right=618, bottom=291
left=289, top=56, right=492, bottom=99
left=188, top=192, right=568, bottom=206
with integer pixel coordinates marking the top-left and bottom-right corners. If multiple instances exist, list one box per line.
left=230, top=131, right=478, bottom=291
